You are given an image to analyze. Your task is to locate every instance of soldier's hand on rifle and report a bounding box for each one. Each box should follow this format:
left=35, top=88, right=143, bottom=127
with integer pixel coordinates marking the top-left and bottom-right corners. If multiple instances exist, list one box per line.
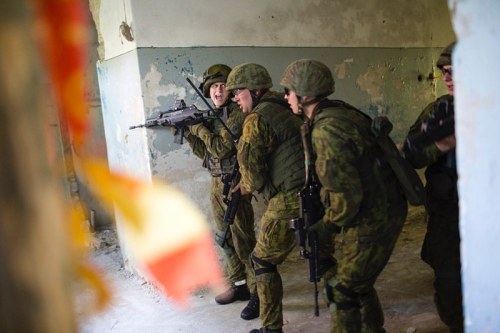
left=170, top=126, right=192, bottom=142
left=435, top=133, right=456, bottom=152
left=308, top=220, right=341, bottom=237
left=169, top=127, right=179, bottom=136
left=232, top=182, right=250, bottom=196
left=188, top=123, right=208, bottom=137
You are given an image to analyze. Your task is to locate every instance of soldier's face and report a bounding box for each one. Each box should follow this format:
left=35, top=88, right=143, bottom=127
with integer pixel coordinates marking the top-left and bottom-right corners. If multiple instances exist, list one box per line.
left=440, top=65, right=454, bottom=96
left=210, top=82, right=229, bottom=108
left=284, top=89, right=301, bottom=115
left=232, top=88, right=253, bottom=113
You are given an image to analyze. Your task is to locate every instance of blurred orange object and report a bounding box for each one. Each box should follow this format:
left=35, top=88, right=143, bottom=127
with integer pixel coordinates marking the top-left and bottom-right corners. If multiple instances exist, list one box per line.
left=84, top=160, right=224, bottom=305
left=35, top=0, right=90, bottom=146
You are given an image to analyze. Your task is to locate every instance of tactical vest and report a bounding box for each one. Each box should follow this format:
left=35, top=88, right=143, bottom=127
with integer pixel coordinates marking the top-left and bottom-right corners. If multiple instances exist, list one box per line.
left=203, top=106, right=236, bottom=176
left=312, top=100, right=404, bottom=213
left=255, top=94, right=305, bottom=199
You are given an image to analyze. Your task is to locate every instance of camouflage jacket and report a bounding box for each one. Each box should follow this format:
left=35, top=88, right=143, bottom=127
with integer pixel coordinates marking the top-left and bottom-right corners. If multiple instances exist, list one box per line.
left=311, top=100, right=403, bottom=228
left=237, top=91, right=304, bottom=198
left=185, top=101, right=245, bottom=175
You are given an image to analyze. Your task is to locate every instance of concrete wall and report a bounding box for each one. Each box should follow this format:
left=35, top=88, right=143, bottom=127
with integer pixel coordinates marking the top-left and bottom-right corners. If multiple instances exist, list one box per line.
left=452, top=0, right=500, bottom=331
left=93, top=0, right=453, bottom=60
left=135, top=47, right=447, bottom=143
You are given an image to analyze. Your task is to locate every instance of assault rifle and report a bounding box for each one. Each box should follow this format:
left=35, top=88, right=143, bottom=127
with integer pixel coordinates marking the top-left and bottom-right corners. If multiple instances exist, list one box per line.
left=405, top=95, right=454, bottom=152
left=129, top=99, right=210, bottom=143
left=220, top=161, right=241, bottom=248
left=289, top=122, right=327, bottom=317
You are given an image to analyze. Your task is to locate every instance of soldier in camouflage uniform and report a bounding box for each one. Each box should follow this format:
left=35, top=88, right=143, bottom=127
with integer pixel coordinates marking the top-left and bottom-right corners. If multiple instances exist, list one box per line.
left=184, top=64, right=256, bottom=307
left=281, top=59, right=408, bottom=333
left=225, top=63, right=305, bottom=333
left=403, top=43, right=463, bottom=333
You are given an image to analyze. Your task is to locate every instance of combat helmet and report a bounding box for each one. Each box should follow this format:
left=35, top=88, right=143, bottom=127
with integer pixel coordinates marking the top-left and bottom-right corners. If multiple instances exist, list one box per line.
left=225, top=63, right=273, bottom=91
left=280, top=59, right=335, bottom=97
left=436, top=42, right=456, bottom=69
left=200, top=64, right=232, bottom=98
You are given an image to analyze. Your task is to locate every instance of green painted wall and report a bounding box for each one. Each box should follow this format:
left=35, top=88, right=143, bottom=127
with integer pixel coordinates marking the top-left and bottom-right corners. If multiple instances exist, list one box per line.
left=137, top=46, right=447, bottom=147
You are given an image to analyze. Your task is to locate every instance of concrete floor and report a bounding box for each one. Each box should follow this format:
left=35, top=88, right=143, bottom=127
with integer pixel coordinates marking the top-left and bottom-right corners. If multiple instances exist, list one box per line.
left=79, top=205, right=449, bottom=333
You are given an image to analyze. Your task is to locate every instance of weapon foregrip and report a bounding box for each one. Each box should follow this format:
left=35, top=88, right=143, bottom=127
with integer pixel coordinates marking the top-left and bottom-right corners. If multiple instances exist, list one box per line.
left=223, top=190, right=241, bottom=225
left=221, top=190, right=241, bottom=248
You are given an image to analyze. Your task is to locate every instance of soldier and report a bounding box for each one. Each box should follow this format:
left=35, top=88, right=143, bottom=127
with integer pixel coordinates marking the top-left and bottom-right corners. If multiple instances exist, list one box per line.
left=403, top=42, right=462, bottom=333
left=184, top=64, right=256, bottom=307
left=225, top=63, right=305, bottom=332
left=280, top=59, right=408, bottom=332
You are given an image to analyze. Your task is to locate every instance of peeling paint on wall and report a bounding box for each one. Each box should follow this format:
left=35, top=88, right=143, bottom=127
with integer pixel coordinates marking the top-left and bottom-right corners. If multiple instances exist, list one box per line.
left=335, top=63, right=347, bottom=80
left=141, top=63, right=188, bottom=114
left=334, top=58, right=354, bottom=80
left=133, top=46, right=448, bottom=145
left=356, top=65, right=388, bottom=103
left=150, top=143, right=212, bottom=215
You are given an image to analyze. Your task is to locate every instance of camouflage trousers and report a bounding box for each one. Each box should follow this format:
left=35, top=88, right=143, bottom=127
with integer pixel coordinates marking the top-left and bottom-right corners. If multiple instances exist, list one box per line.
left=251, top=190, right=299, bottom=330
left=326, top=212, right=406, bottom=333
left=210, top=176, right=256, bottom=291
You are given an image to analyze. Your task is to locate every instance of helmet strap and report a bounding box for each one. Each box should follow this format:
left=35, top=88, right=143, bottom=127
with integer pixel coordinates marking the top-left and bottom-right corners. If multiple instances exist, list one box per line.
left=250, top=89, right=266, bottom=109
left=310, top=98, right=327, bottom=120
left=300, top=95, right=328, bottom=120
left=297, top=95, right=326, bottom=119
left=300, top=94, right=327, bottom=107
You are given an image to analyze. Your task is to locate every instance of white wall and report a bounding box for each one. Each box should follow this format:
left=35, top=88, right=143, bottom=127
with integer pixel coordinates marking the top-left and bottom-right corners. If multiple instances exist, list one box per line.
left=96, top=51, right=150, bottom=179
left=452, top=0, right=500, bottom=331
left=93, top=0, right=454, bottom=60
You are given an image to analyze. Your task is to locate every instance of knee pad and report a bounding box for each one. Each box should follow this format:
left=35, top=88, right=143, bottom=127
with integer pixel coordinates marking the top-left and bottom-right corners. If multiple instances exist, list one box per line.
left=215, top=232, right=234, bottom=254
left=251, top=254, right=277, bottom=276
left=327, top=279, right=361, bottom=310
left=325, top=276, right=338, bottom=305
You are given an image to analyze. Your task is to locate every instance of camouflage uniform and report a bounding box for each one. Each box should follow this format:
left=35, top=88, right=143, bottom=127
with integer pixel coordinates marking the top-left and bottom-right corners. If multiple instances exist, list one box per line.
left=403, top=96, right=462, bottom=332
left=281, top=59, right=408, bottom=333
left=185, top=99, right=256, bottom=294
left=309, top=101, right=407, bottom=333
left=237, top=90, right=304, bottom=331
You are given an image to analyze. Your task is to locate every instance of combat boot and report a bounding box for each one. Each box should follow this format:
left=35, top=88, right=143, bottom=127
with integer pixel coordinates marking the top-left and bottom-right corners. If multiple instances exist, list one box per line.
left=215, top=283, right=251, bottom=305
left=249, top=327, right=283, bottom=333
left=240, top=292, right=259, bottom=320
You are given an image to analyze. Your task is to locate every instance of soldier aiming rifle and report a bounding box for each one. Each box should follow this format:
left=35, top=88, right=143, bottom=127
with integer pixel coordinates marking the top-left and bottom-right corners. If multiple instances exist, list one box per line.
left=129, top=99, right=212, bottom=144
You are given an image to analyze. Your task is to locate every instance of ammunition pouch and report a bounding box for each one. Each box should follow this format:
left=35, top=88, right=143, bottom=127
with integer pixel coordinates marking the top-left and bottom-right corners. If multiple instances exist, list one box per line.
left=205, top=154, right=236, bottom=177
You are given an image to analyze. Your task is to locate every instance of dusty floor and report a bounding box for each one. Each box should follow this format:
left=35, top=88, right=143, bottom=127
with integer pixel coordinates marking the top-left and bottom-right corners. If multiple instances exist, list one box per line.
left=78, top=206, right=448, bottom=333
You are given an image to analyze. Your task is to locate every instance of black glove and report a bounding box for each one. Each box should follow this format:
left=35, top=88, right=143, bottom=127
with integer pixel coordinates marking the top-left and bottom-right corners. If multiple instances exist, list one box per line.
left=308, top=219, right=341, bottom=235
